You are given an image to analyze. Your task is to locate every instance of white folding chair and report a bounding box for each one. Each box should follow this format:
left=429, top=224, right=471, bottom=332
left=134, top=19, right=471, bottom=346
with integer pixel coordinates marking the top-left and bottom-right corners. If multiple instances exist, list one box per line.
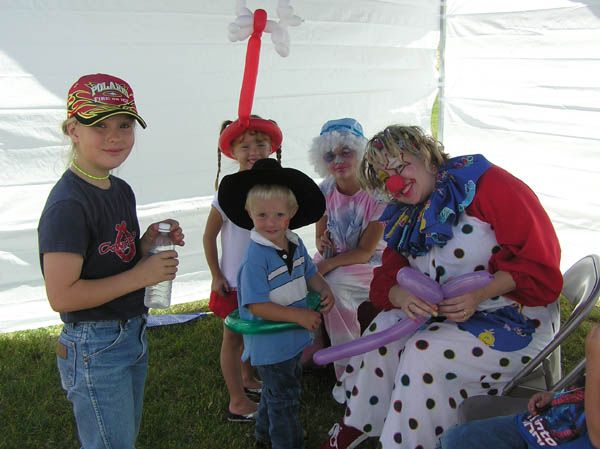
left=457, top=254, right=600, bottom=423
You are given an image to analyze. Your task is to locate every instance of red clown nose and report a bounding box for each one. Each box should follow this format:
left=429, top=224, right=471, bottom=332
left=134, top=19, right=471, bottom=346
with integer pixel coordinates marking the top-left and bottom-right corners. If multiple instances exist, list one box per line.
left=385, top=174, right=406, bottom=195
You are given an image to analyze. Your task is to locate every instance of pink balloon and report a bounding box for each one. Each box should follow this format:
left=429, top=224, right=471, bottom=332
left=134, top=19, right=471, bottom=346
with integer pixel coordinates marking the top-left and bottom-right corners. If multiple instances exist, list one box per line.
left=312, top=268, right=492, bottom=365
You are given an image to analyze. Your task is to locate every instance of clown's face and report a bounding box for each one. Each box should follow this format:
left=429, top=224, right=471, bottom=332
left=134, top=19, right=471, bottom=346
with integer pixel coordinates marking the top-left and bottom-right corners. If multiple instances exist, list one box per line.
left=323, top=145, right=358, bottom=182
left=373, top=151, right=436, bottom=205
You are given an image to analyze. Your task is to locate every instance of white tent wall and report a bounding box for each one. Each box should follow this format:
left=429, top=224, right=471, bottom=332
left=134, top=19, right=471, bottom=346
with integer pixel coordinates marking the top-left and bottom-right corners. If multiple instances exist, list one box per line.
left=0, top=1, right=440, bottom=332
left=442, top=0, right=600, bottom=271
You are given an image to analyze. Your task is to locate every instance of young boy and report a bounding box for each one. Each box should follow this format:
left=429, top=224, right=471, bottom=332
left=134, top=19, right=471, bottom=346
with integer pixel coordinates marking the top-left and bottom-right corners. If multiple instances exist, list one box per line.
left=218, top=158, right=335, bottom=449
left=439, top=324, right=600, bottom=449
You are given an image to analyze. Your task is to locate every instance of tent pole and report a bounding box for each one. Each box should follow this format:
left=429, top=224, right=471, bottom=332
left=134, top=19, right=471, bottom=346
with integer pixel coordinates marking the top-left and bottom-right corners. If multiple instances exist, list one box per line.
left=437, top=0, right=447, bottom=142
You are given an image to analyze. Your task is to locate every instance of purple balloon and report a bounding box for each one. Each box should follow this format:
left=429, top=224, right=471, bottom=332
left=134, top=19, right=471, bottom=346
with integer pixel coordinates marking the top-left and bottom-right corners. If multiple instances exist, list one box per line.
left=441, top=271, right=493, bottom=298
left=312, top=268, right=493, bottom=365
left=313, top=267, right=444, bottom=366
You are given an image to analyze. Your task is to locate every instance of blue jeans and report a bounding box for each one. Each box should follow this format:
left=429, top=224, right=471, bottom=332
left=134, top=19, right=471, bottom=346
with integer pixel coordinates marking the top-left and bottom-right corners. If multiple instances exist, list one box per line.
left=439, top=415, right=527, bottom=449
left=57, top=315, right=149, bottom=449
left=255, top=353, right=304, bottom=449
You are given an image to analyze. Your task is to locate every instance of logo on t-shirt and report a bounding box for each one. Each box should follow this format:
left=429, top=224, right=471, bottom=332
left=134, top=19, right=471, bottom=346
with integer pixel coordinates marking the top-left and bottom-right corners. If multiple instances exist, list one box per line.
left=98, top=221, right=137, bottom=262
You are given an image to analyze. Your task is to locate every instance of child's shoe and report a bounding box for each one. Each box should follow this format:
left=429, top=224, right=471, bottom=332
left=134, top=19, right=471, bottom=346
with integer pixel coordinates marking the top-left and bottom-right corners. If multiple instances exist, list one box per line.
left=318, top=422, right=368, bottom=449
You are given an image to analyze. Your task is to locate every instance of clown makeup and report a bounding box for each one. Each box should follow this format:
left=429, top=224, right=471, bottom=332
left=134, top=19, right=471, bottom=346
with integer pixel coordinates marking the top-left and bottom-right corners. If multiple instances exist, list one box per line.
left=375, top=152, right=410, bottom=183
left=323, top=146, right=355, bottom=164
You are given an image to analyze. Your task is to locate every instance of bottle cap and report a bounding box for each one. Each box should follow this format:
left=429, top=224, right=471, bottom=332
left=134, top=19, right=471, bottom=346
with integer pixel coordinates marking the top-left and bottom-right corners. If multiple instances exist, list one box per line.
left=158, top=222, right=171, bottom=233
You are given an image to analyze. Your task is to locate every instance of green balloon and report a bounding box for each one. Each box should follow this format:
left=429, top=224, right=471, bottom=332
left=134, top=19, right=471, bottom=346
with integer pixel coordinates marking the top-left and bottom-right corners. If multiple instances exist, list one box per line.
left=224, top=292, right=321, bottom=335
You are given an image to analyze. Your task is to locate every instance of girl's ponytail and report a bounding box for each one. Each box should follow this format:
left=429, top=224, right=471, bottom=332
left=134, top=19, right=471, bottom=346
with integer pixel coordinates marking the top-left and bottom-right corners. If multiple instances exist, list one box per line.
left=215, top=120, right=234, bottom=190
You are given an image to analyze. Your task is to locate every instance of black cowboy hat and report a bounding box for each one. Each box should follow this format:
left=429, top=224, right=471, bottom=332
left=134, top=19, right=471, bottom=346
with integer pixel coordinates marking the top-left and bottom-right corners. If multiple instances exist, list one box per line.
left=218, top=158, right=325, bottom=230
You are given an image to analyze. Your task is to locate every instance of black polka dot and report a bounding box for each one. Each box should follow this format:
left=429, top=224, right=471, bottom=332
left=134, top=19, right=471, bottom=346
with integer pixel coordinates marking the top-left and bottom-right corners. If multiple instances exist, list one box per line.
left=360, top=360, right=365, bottom=369
left=472, top=347, right=483, bottom=357
left=474, top=265, right=485, bottom=271
left=345, top=407, right=351, bottom=417
left=375, top=367, right=384, bottom=377
left=499, top=358, right=510, bottom=367
left=449, top=397, right=457, bottom=409
left=487, top=389, right=499, bottom=396
left=429, top=325, right=440, bottom=331
left=335, top=380, right=342, bottom=387
left=369, top=322, right=377, bottom=332
left=393, top=433, right=402, bottom=443
left=393, top=400, right=402, bottom=413
left=346, top=365, right=354, bottom=374
left=460, top=389, right=468, bottom=399
left=346, top=390, right=351, bottom=399
left=369, top=396, right=379, bottom=405
left=444, top=350, right=455, bottom=359
left=436, top=266, right=446, bottom=278
left=432, top=259, right=436, bottom=267
left=521, top=356, right=531, bottom=365
left=426, top=398, right=435, bottom=409
left=491, top=372, right=501, bottom=380
left=481, top=382, right=491, bottom=389
left=435, top=426, right=444, bottom=436
left=378, top=346, right=387, bottom=356
left=453, top=248, right=465, bottom=259
left=352, top=386, right=359, bottom=396
left=416, top=445, right=424, bottom=449
left=363, top=424, right=372, bottom=433
left=462, top=224, right=473, bottom=234
left=423, top=373, right=433, bottom=384
left=445, top=372, right=457, bottom=380
left=401, top=375, right=410, bottom=386
left=409, top=418, right=418, bottom=430
left=416, top=340, right=429, bottom=350
left=532, top=319, right=541, bottom=328
left=492, top=245, right=501, bottom=254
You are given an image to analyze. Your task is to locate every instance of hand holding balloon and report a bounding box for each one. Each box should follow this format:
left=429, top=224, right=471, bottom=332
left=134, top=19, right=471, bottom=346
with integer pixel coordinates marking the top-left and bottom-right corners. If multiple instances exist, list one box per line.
left=438, top=271, right=494, bottom=321
left=312, top=268, right=492, bottom=365
left=392, top=267, right=442, bottom=320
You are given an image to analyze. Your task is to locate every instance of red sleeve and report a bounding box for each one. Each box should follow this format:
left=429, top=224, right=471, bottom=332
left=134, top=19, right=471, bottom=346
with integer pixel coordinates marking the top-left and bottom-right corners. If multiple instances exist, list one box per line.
left=369, top=247, right=409, bottom=310
left=466, top=166, right=562, bottom=306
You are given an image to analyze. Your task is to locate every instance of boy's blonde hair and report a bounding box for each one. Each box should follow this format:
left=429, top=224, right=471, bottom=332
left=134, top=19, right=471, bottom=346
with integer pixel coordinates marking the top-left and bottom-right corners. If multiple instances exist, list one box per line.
left=245, top=184, right=298, bottom=217
left=359, top=125, right=449, bottom=200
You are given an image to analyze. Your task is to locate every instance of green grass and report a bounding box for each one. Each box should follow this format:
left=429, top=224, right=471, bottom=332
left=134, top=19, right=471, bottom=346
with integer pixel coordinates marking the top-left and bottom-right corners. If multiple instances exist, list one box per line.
left=0, top=301, right=348, bottom=449
left=1, top=299, right=597, bottom=449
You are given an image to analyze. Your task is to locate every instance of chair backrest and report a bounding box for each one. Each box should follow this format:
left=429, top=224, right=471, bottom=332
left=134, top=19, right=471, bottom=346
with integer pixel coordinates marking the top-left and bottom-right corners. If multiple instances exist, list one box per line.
left=502, top=254, right=600, bottom=396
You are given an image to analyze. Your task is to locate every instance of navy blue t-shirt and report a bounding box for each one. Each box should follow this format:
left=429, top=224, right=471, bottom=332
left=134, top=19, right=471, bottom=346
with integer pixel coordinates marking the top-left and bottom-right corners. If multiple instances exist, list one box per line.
left=38, top=170, right=146, bottom=322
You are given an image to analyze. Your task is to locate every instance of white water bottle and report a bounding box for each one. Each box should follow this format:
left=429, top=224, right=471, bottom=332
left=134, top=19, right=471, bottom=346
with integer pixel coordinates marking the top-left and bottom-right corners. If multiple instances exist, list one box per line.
left=144, top=222, right=174, bottom=309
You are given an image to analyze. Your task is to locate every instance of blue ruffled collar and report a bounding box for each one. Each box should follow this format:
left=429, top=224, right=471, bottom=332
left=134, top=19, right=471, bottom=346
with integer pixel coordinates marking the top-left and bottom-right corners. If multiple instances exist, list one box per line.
left=380, top=154, right=492, bottom=256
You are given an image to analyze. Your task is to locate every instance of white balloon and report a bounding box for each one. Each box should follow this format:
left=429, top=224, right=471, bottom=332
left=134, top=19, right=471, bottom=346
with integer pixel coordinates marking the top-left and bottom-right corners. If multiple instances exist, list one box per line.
left=278, top=6, right=294, bottom=17
left=286, top=15, right=303, bottom=27
left=275, top=43, right=289, bottom=57
left=235, top=15, right=253, bottom=28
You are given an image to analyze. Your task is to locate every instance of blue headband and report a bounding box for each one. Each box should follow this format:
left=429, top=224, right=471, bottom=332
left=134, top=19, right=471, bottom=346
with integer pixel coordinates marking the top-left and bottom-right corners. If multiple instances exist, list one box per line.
left=319, top=118, right=365, bottom=138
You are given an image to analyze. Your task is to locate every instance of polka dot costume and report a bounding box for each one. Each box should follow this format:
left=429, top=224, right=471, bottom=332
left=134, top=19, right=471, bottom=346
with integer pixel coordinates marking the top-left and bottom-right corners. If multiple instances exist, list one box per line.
left=331, top=214, right=560, bottom=449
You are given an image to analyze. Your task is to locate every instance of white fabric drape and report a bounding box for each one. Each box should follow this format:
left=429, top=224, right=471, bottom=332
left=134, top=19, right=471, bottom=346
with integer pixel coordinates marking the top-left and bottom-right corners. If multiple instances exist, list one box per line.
left=442, top=0, right=600, bottom=271
left=0, top=0, right=439, bottom=332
